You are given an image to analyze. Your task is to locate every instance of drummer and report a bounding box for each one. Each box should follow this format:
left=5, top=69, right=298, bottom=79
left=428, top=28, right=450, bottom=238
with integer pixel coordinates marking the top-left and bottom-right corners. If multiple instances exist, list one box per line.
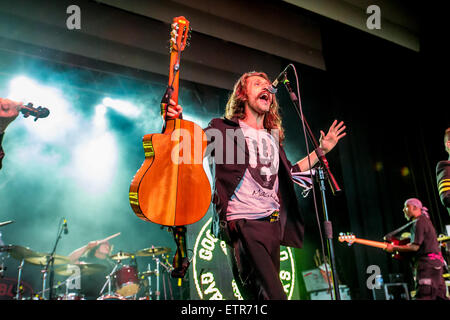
left=68, top=239, right=115, bottom=300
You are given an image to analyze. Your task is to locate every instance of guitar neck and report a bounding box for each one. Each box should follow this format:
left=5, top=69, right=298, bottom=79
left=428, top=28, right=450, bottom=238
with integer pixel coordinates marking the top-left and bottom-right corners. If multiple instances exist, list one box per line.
left=168, top=50, right=180, bottom=106
left=351, top=238, right=388, bottom=249
left=163, top=15, right=189, bottom=118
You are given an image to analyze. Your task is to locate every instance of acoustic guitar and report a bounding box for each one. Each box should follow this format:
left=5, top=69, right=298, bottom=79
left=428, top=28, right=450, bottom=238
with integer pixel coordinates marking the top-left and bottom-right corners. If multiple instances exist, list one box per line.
left=129, top=16, right=211, bottom=226
left=128, top=17, right=211, bottom=279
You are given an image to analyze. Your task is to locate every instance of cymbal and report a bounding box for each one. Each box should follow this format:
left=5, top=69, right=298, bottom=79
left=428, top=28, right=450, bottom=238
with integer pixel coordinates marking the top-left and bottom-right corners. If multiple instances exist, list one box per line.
left=136, top=247, right=171, bottom=256
left=4, top=245, right=70, bottom=265
left=26, top=254, right=71, bottom=266
left=4, top=245, right=38, bottom=260
left=54, top=263, right=106, bottom=276
left=110, top=252, right=134, bottom=260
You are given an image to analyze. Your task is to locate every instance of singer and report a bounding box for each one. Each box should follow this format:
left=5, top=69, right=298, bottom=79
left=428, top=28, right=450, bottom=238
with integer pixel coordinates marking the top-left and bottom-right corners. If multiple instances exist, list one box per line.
left=167, top=71, right=346, bottom=299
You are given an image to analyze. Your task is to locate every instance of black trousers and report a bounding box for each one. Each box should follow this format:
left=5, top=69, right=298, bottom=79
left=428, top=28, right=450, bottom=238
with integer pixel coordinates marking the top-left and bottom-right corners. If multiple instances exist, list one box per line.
left=226, top=218, right=287, bottom=300
left=415, top=261, right=448, bottom=300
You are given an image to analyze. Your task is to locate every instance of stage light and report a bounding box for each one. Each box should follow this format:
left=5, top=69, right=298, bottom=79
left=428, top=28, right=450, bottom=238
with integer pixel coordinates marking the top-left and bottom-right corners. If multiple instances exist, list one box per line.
left=181, top=113, right=208, bottom=129
left=102, top=97, right=141, bottom=118
left=94, top=104, right=107, bottom=129
left=72, top=130, right=118, bottom=193
left=71, top=101, right=120, bottom=192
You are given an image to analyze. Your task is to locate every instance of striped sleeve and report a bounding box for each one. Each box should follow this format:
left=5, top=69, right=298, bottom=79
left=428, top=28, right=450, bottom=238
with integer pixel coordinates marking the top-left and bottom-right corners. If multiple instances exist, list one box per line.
left=436, top=160, right=450, bottom=212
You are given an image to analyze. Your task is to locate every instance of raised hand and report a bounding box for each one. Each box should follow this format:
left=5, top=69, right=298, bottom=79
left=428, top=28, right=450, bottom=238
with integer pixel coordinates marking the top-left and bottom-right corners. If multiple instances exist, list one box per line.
left=319, top=120, right=346, bottom=154
left=0, top=98, right=22, bottom=132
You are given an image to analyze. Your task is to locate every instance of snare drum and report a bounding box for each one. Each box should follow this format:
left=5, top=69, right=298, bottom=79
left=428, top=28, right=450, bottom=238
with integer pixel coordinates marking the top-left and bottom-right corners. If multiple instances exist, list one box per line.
left=114, top=265, right=139, bottom=297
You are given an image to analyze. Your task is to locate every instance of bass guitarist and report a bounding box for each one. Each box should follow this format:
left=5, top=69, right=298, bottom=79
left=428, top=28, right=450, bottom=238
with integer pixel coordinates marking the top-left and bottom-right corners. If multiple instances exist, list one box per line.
left=385, top=198, right=448, bottom=300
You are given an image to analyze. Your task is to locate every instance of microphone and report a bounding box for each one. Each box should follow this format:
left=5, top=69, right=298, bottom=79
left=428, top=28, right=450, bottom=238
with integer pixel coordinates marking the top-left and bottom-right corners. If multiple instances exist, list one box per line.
left=63, top=219, right=69, bottom=234
left=268, top=65, right=290, bottom=94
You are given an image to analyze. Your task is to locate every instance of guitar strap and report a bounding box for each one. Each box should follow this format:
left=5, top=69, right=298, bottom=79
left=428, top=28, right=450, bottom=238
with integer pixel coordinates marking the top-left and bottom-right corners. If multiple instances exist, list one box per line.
left=383, top=219, right=417, bottom=241
left=169, top=226, right=190, bottom=279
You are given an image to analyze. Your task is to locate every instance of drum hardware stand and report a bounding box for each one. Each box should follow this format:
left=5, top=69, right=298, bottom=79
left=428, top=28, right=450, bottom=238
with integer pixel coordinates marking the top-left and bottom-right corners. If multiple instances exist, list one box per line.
left=0, top=259, right=5, bottom=279
left=37, top=280, right=66, bottom=299
left=41, top=268, right=48, bottom=300
left=155, top=256, right=160, bottom=300
left=15, top=259, right=24, bottom=300
left=145, top=263, right=154, bottom=300
left=157, top=254, right=175, bottom=300
left=0, top=232, right=7, bottom=278
left=100, top=259, right=121, bottom=297
left=43, top=218, right=68, bottom=300
left=282, top=68, right=342, bottom=300
left=163, top=255, right=174, bottom=300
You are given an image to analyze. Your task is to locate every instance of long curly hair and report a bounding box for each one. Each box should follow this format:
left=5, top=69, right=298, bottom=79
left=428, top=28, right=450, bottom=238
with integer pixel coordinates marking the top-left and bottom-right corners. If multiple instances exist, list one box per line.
left=224, top=71, right=285, bottom=142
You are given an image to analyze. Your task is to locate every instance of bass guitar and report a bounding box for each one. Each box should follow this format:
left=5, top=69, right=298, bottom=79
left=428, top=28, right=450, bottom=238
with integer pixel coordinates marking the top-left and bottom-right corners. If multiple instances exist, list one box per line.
left=338, top=232, right=410, bottom=260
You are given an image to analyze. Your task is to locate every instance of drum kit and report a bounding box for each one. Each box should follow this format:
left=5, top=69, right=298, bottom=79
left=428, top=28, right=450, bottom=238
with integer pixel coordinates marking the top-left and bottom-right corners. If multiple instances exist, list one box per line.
left=0, top=228, right=174, bottom=300
left=97, top=246, right=174, bottom=300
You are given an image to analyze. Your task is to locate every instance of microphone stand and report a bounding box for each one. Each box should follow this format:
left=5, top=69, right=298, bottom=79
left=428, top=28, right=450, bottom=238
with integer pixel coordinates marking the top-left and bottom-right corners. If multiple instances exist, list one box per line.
left=43, top=219, right=66, bottom=300
left=282, top=77, right=342, bottom=300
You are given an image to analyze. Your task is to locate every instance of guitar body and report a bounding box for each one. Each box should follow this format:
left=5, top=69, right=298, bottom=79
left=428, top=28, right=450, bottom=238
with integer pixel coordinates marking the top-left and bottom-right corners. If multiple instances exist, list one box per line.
left=129, top=119, right=211, bottom=226
left=390, top=237, right=410, bottom=260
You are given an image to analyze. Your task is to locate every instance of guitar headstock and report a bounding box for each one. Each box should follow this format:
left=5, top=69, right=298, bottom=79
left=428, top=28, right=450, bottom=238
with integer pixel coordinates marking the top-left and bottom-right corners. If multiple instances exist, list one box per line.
left=338, top=232, right=356, bottom=245
left=170, top=16, right=191, bottom=53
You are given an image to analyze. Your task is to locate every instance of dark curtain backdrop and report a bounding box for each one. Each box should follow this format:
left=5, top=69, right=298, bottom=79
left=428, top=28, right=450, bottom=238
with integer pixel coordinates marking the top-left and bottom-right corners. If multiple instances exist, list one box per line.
left=313, top=10, right=450, bottom=299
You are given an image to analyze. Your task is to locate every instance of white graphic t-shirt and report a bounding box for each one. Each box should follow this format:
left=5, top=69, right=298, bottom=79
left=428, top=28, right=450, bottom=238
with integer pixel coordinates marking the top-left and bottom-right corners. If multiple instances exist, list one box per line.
left=226, top=121, right=280, bottom=221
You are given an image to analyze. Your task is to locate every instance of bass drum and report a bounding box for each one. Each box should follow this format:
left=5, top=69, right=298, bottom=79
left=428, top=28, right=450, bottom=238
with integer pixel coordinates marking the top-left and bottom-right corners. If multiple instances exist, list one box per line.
left=114, top=265, right=140, bottom=297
